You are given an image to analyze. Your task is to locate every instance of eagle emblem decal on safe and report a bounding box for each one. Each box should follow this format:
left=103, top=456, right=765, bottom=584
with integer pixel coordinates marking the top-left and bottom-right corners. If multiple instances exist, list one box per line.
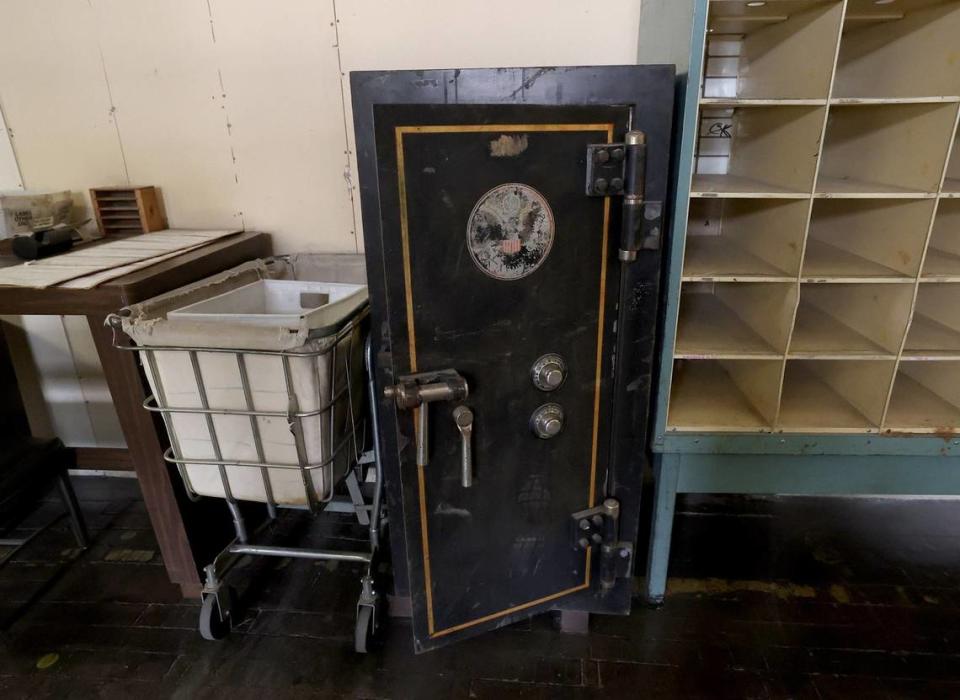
left=466, top=183, right=555, bottom=280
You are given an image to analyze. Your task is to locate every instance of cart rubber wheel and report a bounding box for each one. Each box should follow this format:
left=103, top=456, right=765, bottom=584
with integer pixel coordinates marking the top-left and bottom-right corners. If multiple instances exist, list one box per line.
left=199, top=589, right=234, bottom=641
left=355, top=605, right=376, bottom=654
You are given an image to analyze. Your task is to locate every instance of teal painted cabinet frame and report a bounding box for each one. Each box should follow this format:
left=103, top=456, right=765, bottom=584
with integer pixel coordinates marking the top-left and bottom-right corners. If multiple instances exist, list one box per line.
left=646, top=0, right=960, bottom=603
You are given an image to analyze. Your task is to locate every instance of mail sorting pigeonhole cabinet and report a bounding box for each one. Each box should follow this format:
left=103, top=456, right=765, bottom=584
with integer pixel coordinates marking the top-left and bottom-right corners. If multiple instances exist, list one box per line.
left=351, top=66, right=675, bottom=651
left=640, top=0, right=960, bottom=604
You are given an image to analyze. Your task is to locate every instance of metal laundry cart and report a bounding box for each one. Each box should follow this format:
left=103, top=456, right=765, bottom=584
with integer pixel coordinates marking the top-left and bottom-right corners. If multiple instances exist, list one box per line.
left=109, top=257, right=386, bottom=652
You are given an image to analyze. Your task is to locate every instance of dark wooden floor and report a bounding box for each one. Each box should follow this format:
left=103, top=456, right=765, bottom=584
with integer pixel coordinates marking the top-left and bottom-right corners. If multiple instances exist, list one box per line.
left=1, top=477, right=960, bottom=698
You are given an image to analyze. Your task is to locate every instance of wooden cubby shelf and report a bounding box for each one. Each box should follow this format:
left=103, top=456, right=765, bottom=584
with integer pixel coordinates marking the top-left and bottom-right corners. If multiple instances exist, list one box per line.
left=835, top=0, right=960, bottom=100
left=683, top=236, right=792, bottom=281
left=690, top=175, right=810, bottom=198
left=802, top=199, right=934, bottom=281
left=700, top=98, right=828, bottom=107
left=922, top=200, right=960, bottom=280
left=945, top=132, right=960, bottom=195
left=676, top=282, right=795, bottom=358
left=90, top=186, right=165, bottom=237
left=920, top=248, right=960, bottom=279
left=683, top=198, right=807, bottom=281
left=790, top=283, right=912, bottom=358
left=802, top=239, right=911, bottom=282
left=903, top=284, right=960, bottom=358
left=693, top=104, right=826, bottom=196
left=666, top=0, right=960, bottom=434
left=816, top=102, right=959, bottom=196
left=703, top=1, right=843, bottom=100
left=791, top=306, right=885, bottom=358
left=778, top=360, right=895, bottom=433
left=830, top=97, right=960, bottom=105
left=667, top=359, right=780, bottom=432
left=886, top=361, right=960, bottom=433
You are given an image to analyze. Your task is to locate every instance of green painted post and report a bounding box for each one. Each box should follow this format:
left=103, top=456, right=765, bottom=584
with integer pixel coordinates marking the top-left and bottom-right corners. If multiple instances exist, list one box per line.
left=645, top=453, right=680, bottom=604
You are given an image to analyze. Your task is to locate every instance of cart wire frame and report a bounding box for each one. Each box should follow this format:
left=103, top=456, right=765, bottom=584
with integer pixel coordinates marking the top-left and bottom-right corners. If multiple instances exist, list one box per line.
left=106, top=309, right=386, bottom=649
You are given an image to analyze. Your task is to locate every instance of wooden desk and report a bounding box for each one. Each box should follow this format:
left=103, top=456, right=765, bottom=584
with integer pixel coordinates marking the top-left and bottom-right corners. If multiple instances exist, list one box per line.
left=0, top=231, right=271, bottom=597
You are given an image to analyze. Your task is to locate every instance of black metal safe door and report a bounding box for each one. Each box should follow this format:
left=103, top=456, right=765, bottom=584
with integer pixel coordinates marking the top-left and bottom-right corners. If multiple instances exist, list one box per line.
left=352, top=67, right=674, bottom=651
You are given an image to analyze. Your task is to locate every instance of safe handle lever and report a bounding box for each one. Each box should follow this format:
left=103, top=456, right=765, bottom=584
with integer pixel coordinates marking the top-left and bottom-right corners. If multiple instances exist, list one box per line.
left=383, top=369, right=468, bottom=467
left=452, top=406, right=474, bottom=488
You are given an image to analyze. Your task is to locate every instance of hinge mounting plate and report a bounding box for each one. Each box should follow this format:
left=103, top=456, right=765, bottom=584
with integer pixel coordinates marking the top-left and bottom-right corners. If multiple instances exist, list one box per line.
left=584, top=143, right=627, bottom=197
left=584, top=131, right=661, bottom=257
left=570, top=499, right=633, bottom=589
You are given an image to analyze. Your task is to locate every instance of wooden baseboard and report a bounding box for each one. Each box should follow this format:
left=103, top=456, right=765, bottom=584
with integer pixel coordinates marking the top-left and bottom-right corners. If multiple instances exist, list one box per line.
left=75, top=447, right=134, bottom=471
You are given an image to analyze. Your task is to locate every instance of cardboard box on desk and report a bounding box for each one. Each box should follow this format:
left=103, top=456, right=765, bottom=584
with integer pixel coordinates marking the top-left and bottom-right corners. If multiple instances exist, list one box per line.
left=0, top=191, right=72, bottom=239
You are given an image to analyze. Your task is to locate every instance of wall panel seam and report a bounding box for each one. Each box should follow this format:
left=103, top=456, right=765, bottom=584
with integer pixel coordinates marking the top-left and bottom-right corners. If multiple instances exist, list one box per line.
left=88, top=2, right=131, bottom=185
left=0, top=91, right=24, bottom=190
left=331, top=0, right=360, bottom=253
left=204, top=0, right=245, bottom=230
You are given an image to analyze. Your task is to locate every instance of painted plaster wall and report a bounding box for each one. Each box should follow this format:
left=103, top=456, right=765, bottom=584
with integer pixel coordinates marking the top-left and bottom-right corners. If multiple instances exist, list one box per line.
left=0, top=0, right=647, bottom=449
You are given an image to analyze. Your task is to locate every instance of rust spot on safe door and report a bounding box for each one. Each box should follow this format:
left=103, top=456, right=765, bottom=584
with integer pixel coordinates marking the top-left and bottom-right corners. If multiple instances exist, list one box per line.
left=489, top=134, right=528, bottom=157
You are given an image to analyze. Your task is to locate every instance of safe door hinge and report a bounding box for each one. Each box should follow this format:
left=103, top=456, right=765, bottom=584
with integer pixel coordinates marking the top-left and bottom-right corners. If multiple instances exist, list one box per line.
left=584, top=131, right=662, bottom=259
left=571, top=498, right=633, bottom=590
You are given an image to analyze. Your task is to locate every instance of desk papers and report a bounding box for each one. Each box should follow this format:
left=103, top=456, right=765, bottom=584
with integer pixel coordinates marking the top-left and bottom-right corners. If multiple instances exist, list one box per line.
left=0, top=229, right=241, bottom=289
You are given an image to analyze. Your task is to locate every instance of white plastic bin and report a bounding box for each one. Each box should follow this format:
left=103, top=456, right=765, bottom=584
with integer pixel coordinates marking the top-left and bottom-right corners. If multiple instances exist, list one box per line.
left=120, top=256, right=368, bottom=507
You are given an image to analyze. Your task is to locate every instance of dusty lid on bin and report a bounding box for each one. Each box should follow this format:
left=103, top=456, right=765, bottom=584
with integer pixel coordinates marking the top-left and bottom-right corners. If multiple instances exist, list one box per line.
left=118, top=255, right=368, bottom=351
left=168, top=279, right=367, bottom=333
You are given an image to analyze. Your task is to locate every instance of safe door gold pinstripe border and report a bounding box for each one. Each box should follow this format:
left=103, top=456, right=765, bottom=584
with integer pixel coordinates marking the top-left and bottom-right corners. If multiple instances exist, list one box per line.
left=395, top=122, right=614, bottom=638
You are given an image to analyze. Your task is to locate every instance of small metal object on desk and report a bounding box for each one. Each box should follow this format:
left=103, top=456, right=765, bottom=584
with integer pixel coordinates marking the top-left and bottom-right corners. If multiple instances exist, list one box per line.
left=11, top=227, right=76, bottom=261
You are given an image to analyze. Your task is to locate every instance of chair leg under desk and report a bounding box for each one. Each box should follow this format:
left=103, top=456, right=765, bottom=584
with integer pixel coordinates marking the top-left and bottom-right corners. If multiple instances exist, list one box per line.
left=0, top=469, right=89, bottom=564
left=645, top=454, right=680, bottom=605
left=56, top=473, right=89, bottom=549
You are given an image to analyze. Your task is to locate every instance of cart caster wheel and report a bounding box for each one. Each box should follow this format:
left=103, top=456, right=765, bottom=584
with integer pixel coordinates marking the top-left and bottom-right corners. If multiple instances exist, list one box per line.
left=199, top=587, right=235, bottom=641
left=355, top=604, right=378, bottom=654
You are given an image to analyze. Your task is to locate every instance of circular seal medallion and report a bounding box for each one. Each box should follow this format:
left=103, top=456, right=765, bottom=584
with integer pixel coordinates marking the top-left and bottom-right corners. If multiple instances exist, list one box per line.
left=466, top=183, right=555, bottom=281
